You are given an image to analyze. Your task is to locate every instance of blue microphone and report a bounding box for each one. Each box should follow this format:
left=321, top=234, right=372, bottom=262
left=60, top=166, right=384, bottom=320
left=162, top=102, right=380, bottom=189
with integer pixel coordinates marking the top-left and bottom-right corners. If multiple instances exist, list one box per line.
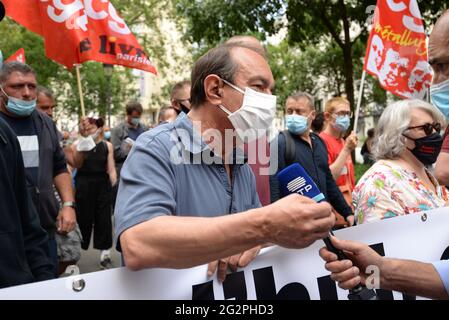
left=277, top=163, right=325, bottom=202
left=276, top=163, right=378, bottom=300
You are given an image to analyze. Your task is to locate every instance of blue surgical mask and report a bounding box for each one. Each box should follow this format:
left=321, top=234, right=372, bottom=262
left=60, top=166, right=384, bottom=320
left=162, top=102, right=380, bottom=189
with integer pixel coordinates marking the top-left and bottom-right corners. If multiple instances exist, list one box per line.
left=333, top=115, right=350, bottom=132
left=286, top=114, right=309, bottom=135
left=430, top=78, right=449, bottom=119
left=131, top=117, right=140, bottom=126
left=1, top=86, right=36, bottom=117
left=104, top=131, right=111, bottom=140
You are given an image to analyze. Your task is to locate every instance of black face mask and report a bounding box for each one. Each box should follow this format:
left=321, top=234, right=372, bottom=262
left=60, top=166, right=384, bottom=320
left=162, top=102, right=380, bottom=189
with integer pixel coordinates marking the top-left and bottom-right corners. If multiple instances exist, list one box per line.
left=175, top=101, right=190, bottom=115
left=403, top=132, right=444, bottom=166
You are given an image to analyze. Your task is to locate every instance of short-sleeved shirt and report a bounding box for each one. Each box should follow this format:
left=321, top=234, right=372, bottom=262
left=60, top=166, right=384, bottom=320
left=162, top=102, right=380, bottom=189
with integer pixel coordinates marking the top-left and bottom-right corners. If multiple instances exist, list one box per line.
left=353, top=160, right=449, bottom=224
left=442, top=126, right=449, bottom=153
left=0, top=113, right=39, bottom=186
left=319, top=131, right=355, bottom=190
left=114, top=113, right=261, bottom=251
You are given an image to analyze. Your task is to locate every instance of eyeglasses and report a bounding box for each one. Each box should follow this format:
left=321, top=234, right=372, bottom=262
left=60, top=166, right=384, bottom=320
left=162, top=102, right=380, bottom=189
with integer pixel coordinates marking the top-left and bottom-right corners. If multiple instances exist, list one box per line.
left=332, top=111, right=353, bottom=118
left=405, top=122, right=441, bottom=136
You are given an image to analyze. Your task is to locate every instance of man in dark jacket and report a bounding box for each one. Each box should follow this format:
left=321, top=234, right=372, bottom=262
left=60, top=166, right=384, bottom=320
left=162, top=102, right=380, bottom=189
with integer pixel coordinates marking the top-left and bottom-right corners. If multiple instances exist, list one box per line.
left=270, top=91, right=355, bottom=227
left=0, top=62, right=76, bottom=275
left=111, top=101, right=148, bottom=175
left=0, top=117, right=55, bottom=288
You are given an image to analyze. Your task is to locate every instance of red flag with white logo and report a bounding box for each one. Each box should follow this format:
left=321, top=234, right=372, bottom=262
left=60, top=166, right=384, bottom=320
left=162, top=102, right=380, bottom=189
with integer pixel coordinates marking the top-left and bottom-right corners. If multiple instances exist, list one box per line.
left=364, top=0, right=431, bottom=99
left=3, top=0, right=157, bottom=74
left=6, top=48, right=26, bottom=63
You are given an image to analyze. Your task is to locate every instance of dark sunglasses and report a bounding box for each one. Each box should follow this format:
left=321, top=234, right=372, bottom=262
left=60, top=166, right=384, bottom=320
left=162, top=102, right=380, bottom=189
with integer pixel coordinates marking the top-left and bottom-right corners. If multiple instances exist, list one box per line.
left=405, top=122, right=441, bottom=136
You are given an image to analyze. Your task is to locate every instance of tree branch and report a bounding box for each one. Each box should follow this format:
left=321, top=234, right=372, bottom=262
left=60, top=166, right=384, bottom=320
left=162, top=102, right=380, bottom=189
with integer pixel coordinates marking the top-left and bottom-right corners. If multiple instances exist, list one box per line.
left=317, top=6, right=344, bottom=49
left=339, top=0, right=351, bottom=48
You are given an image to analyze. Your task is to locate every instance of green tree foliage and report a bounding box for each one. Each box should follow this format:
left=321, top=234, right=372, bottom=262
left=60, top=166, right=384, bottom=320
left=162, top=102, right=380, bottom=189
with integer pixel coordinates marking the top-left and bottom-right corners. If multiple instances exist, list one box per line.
left=174, top=0, right=446, bottom=111
left=0, top=0, right=171, bottom=120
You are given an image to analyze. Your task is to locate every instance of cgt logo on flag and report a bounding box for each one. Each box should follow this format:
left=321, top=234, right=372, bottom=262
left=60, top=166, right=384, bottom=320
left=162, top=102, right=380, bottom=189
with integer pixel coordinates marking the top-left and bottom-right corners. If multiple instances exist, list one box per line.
left=6, top=48, right=26, bottom=64
left=43, top=0, right=131, bottom=35
left=364, top=0, right=432, bottom=100
left=3, top=0, right=157, bottom=74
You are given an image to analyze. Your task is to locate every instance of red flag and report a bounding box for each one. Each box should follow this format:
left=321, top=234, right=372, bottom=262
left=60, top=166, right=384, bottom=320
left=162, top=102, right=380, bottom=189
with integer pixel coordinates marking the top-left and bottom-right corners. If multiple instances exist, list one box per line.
left=6, top=48, right=26, bottom=63
left=364, top=0, right=431, bottom=100
left=3, top=0, right=157, bottom=74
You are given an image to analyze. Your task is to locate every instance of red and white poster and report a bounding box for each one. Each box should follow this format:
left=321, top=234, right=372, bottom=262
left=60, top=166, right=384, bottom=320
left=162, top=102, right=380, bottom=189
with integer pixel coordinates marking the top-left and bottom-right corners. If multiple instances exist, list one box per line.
left=6, top=48, right=26, bottom=63
left=364, top=0, right=432, bottom=100
left=3, top=0, right=157, bottom=74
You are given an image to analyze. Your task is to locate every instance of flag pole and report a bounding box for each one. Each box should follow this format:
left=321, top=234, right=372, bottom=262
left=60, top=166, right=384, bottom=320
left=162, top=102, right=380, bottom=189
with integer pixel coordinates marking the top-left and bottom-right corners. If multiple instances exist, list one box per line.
left=354, top=70, right=367, bottom=135
left=75, top=64, right=86, bottom=118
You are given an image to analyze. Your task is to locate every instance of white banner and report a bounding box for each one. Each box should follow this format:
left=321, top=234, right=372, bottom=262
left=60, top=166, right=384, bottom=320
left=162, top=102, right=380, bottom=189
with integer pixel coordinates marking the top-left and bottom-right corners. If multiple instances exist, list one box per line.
left=1, top=207, right=449, bottom=300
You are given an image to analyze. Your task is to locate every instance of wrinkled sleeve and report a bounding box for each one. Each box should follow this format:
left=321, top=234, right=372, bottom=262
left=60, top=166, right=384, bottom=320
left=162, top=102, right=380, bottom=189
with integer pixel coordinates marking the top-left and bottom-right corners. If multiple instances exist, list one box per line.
left=432, top=260, right=449, bottom=295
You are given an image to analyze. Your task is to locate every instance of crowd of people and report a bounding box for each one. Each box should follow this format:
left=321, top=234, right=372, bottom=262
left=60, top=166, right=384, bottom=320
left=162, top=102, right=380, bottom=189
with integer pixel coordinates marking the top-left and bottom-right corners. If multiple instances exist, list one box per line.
left=0, top=9, right=449, bottom=301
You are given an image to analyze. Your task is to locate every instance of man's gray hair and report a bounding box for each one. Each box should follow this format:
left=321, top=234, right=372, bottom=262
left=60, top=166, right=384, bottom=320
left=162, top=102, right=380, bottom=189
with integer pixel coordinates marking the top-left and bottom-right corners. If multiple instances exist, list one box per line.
left=37, top=86, right=54, bottom=99
left=0, top=62, right=36, bottom=84
left=373, top=99, right=446, bottom=160
left=287, top=91, right=315, bottom=110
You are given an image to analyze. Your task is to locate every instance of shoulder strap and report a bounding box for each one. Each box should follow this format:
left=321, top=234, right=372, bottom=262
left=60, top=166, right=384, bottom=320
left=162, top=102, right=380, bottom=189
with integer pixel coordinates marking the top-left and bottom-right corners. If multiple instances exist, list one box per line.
left=282, top=130, right=296, bottom=166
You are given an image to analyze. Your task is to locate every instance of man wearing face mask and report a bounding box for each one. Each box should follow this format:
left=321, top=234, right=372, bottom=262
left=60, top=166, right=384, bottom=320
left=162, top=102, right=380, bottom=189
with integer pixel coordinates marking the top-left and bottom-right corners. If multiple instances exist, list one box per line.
left=110, top=101, right=148, bottom=207
left=170, top=80, right=191, bottom=115
left=111, top=101, right=147, bottom=169
left=0, top=62, right=76, bottom=276
left=320, top=97, right=358, bottom=214
left=431, top=10, right=449, bottom=187
left=114, top=42, right=335, bottom=282
left=270, top=92, right=354, bottom=226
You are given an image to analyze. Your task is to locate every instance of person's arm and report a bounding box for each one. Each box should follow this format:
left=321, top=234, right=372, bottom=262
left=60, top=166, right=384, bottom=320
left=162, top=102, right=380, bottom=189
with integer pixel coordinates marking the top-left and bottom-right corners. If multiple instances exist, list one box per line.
left=380, top=258, right=448, bottom=299
left=319, top=237, right=448, bottom=300
left=328, top=132, right=357, bottom=180
left=106, top=141, right=117, bottom=186
left=67, top=141, right=86, bottom=169
left=54, top=172, right=76, bottom=233
left=111, top=125, right=129, bottom=163
left=435, top=152, right=449, bottom=186
left=66, top=118, right=96, bottom=169
left=115, top=133, right=335, bottom=271
left=120, top=195, right=334, bottom=271
left=325, top=165, right=354, bottom=224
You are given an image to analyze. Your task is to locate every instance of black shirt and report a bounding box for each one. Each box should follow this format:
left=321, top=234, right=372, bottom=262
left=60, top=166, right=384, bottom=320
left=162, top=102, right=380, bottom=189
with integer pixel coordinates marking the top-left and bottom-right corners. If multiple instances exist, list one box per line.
left=0, top=112, right=39, bottom=186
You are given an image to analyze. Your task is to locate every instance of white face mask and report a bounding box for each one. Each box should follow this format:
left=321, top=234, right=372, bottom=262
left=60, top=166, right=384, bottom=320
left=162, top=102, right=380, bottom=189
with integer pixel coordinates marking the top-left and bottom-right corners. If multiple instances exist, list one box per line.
left=219, top=78, right=277, bottom=142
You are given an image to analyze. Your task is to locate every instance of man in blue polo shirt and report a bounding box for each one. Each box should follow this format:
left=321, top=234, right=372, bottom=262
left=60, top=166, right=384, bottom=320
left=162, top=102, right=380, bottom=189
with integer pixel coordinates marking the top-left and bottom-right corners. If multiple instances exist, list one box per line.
left=115, top=42, right=335, bottom=281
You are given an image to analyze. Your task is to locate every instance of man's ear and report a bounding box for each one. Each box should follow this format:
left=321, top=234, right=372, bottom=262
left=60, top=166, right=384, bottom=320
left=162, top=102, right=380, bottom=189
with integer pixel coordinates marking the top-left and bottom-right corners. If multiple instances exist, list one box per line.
left=204, top=75, right=223, bottom=106
left=170, top=98, right=180, bottom=111
left=310, top=110, right=317, bottom=121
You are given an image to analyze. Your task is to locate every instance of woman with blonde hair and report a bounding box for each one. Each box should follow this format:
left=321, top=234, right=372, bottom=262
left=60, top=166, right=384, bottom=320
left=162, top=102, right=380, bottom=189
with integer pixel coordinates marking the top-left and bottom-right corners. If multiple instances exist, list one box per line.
left=353, top=99, right=448, bottom=224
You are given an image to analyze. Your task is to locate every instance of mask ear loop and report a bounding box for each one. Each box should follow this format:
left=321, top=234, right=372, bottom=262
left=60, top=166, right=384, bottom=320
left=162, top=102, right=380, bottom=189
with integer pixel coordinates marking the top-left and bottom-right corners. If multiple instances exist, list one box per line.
left=217, top=78, right=244, bottom=116
left=221, top=78, right=245, bottom=95
left=401, top=133, right=416, bottom=152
